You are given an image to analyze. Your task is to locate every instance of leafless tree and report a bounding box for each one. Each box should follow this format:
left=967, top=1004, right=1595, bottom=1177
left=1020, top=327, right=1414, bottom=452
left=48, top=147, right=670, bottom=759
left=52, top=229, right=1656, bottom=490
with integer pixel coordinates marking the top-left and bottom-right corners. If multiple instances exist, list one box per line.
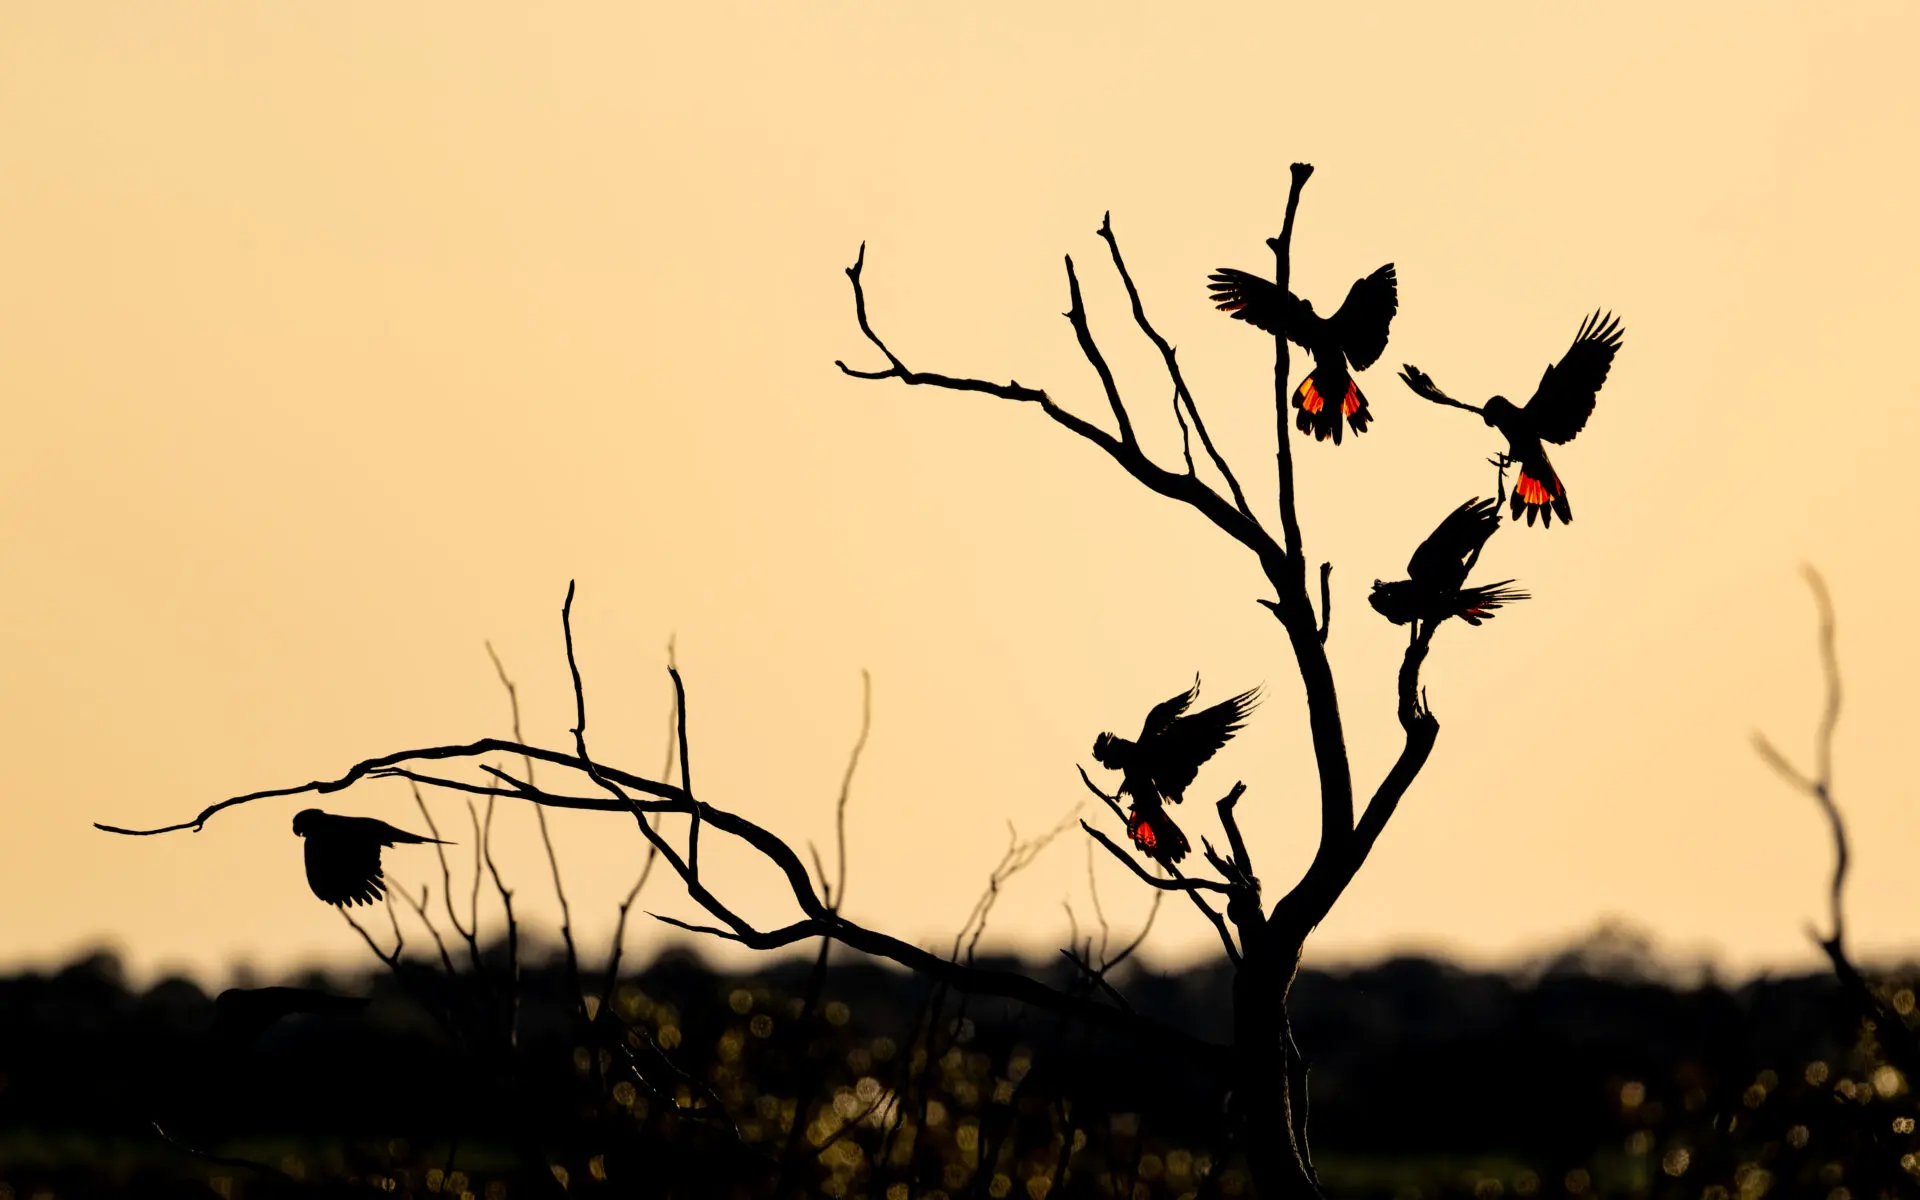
left=98, top=164, right=1558, bottom=1198
left=1756, top=567, right=1920, bottom=1081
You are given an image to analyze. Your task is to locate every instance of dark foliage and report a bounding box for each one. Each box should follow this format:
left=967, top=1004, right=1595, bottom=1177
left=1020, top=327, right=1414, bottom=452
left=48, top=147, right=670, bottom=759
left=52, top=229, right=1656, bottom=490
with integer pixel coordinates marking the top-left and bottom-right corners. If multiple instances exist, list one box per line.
left=4, top=944, right=1917, bottom=1198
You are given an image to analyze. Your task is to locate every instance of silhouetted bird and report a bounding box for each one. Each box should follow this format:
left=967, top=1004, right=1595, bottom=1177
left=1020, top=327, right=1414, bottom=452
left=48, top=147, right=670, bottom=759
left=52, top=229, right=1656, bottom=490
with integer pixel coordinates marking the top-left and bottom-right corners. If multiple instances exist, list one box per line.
left=1093, top=680, right=1259, bottom=866
left=291, top=809, right=448, bottom=907
left=1207, top=262, right=1398, bottom=444
left=1399, top=311, right=1624, bottom=527
left=1369, top=497, right=1528, bottom=629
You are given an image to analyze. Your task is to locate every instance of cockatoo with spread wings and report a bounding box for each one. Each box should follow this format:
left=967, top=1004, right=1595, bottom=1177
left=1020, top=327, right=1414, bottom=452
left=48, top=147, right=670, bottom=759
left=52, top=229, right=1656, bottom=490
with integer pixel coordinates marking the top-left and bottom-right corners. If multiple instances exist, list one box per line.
left=1092, top=680, right=1259, bottom=866
left=1399, top=311, right=1624, bottom=527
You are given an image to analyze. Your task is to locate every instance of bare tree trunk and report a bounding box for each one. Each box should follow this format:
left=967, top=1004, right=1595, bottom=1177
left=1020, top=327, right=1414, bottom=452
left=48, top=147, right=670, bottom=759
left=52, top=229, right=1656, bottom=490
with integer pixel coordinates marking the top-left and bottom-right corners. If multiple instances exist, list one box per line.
left=1233, top=931, right=1320, bottom=1199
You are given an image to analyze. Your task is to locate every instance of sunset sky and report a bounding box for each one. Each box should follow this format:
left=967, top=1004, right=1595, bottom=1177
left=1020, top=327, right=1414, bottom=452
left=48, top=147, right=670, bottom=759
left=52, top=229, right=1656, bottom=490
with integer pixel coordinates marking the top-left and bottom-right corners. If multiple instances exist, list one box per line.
left=3, top=3, right=1915, bottom=984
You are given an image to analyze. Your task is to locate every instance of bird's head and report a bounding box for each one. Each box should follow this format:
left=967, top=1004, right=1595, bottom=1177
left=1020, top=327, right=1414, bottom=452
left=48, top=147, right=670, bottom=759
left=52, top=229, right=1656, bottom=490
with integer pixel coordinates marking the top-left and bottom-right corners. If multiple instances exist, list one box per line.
left=291, top=809, right=323, bottom=838
left=1368, top=580, right=1415, bottom=625
left=1091, top=732, right=1123, bottom=768
left=1482, top=396, right=1518, bottom=427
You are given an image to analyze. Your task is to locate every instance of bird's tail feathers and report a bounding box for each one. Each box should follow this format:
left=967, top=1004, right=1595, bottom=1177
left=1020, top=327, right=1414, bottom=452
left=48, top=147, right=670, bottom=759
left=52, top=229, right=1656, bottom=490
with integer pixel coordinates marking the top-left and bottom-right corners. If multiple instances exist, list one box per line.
left=1126, top=805, right=1190, bottom=865
left=1452, top=581, right=1529, bottom=625
left=1511, top=463, right=1571, bottom=527
left=1293, top=369, right=1369, bottom=443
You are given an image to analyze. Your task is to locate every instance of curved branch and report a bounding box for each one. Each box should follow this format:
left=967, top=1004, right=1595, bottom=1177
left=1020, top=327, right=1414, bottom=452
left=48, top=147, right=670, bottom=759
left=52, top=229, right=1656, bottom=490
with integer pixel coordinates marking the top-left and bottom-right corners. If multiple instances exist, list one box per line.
left=1269, top=162, right=1312, bottom=560
left=1279, top=622, right=1438, bottom=933
left=1250, top=164, right=1359, bottom=893
left=1096, top=213, right=1254, bottom=522
left=102, top=720, right=1220, bottom=1062
left=1062, top=254, right=1136, bottom=446
left=1754, top=568, right=1920, bottom=1079
left=835, top=243, right=1283, bottom=575
left=1317, top=562, right=1333, bottom=645
left=1081, top=822, right=1233, bottom=895
left=1754, top=567, right=1849, bottom=951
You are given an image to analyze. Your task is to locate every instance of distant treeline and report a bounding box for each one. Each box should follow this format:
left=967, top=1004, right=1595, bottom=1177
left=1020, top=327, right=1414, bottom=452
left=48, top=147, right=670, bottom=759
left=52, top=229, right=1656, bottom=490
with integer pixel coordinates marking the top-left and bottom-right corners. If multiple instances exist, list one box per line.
left=0, top=936, right=1909, bottom=1197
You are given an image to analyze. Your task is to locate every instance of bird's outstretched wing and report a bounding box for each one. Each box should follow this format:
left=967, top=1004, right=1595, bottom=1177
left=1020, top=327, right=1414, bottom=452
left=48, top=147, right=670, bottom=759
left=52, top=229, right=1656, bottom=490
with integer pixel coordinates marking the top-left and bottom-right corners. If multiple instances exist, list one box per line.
left=1399, top=364, right=1460, bottom=406
left=1206, top=268, right=1284, bottom=335
left=1408, top=497, right=1500, bottom=587
left=1138, top=678, right=1200, bottom=740
left=341, top=815, right=448, bottom=847
left=1153, top=687, right=1260, bottom=799
left=1329, top=264, right=1398, bottom=370
left=304, top=836, right=386, bottom=907
left=1522, top=311, right=1623, bottom=444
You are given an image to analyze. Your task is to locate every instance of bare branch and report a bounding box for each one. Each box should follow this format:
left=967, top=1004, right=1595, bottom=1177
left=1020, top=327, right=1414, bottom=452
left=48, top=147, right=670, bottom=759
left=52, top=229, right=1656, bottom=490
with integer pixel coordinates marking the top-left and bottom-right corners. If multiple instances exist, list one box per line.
left=410, top=783, right=481, bottom=975
left=1317, top=562, right=1333, bottom=645
left=1078, top=766, right=1241, bottom=962
left=834, top=243, right=1284, bottom=573
left=465, top=801, right=484, bottom=955
left=1754, top=567, right=1849, bottom=949
left=1752, top=733, right=1815, bottom=794
left=1285, top=622, right=1437, bottom=932
left=1059, top=947, right=1135, bottom=1014
left=832, top=668, right=873, bottom=909
left=476, top=792, right=519, bottom=1047
left=340, top=905, right=399, bottom=971
left=1217, top=782, right=1253, bottom=878
left=1081, top=822, right=1233, bottom=895
left=1755, top=568, right=1920, bottom=1080
left=1061, top=254, right=1137, bottom=446
left=392, top=880, right=458, bottom=979
left=1085, top=841, right=1113, bottom=964
left=1270, top=162, right=1312, bottom=559
left=598, top=641, right=681, bottom=1007
left=1106, top=885, right=1164, bottom=975
left=958, top=809, right=1083, bottom=965
left=495, top=623, right=589, bottom=1022
left=1096, top=213, right=1255, bottom=522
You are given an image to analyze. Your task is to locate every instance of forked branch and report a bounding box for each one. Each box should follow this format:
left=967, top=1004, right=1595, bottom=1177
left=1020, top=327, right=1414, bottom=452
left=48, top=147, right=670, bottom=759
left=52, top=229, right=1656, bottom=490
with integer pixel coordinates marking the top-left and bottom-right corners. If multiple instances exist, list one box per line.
left=1755, top=567, right=1920, bottom=1079
left=834, top=243, right=1282, bottom=573
left=95, top=587, right=1220, bottom=1063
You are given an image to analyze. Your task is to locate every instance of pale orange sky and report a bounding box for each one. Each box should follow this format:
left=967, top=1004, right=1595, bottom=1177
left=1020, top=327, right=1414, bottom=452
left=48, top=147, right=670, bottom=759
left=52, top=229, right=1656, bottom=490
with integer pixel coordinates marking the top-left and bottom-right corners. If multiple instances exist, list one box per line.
left=2, top=3, right=1916, bottom=983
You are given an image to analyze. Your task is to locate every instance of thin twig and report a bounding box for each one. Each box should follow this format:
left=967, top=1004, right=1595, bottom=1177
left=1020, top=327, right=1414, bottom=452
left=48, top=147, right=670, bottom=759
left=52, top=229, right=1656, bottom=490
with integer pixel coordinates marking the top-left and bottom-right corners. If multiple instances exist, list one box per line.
left=1062, top=254, right=1137, bottom=446
left=1270, top=162, right=1311, bottom=558
left=1096, top=212, right=1254, bottom=522
left=101, top=679, right=1221, bottom=1057
left=341, top=905, right=400, bottom=970
left=1752, top=568, right=1920, bottom=1079
left=392, top=880, right=458, bottom=979
left=831, top=244, right=1277, bottom=569
left=599, top=638, right=680, bottom=1011
left=1317, top=562, right=1333, bottom=645
left=832, top=669, right=873, bottom=909
left=1753, top=567, right=1847, bottom=949
left=1077, top=767, right=1241, bottom=963
left=507, top=612, right=587, bottom=1020
left=1217, top=782, right=1253, bottom=878
left=1081, top=822, right=1234, bottom=894
left=411, top=782, right=480, bottom=971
